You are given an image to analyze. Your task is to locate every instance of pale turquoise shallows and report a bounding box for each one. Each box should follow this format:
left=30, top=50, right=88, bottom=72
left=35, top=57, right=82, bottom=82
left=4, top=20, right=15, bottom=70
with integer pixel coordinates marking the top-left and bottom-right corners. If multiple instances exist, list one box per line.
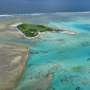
left=0, top=13, right=90, bottom=90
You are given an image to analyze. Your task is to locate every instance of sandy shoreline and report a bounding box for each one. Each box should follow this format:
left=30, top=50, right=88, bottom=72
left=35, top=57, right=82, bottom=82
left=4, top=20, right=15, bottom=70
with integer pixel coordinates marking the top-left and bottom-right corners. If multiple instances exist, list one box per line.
left=10, top=23, right=43, bottom=39
left=0, top=23, right=29, bottom=90
left=0, top=44, right=29, bottom=90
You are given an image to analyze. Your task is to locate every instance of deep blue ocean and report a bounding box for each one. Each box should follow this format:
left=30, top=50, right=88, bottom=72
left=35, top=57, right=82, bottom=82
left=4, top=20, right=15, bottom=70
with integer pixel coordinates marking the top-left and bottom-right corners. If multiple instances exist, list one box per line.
left=0, top=0, right=90, bottom=14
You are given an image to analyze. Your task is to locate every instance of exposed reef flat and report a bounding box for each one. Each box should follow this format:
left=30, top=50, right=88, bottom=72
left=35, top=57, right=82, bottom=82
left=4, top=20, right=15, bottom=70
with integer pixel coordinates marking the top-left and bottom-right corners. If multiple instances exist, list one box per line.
left=0, top=44, right=28, bottom=90
left=0, top=22, right=29, bottom=90
left=0, top=23, right=25, bottom=40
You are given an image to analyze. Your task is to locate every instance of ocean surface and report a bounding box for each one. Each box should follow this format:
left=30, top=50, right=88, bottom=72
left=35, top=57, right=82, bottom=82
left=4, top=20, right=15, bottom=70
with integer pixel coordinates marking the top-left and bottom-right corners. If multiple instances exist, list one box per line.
left=0, top=0, right=90, bottom=14
left=0, top=12, right=90, bottom=90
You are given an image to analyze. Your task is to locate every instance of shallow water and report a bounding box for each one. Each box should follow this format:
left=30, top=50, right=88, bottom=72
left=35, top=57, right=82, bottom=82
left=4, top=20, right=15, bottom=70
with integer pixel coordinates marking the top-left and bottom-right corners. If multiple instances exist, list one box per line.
left=0, top=12, right=90, bottom=90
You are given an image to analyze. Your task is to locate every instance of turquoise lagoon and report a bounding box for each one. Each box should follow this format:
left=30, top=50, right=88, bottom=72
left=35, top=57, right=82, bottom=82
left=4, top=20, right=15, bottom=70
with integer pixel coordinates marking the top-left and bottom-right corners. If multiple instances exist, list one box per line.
left=0, top=12, right=90, bottom=90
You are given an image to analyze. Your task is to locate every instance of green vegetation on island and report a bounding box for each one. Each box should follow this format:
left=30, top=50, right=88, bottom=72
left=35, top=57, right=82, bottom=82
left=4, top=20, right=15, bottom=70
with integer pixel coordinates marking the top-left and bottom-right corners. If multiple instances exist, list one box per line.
left=17, top=24, right=55, bottom=37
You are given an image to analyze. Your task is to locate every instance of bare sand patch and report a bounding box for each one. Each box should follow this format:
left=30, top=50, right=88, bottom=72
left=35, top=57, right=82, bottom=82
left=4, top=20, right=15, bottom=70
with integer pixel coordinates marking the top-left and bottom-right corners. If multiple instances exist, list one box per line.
left=0, top=44, right=29, bottom=90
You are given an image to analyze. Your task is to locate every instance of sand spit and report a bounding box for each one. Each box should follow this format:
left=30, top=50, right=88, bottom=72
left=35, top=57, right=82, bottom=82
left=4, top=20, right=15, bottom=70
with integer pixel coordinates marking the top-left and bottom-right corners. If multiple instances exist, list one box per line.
left=0, top=44, right=29, bottom=90
left=0, top=22, right=29, bottom=90
left=0, top=23, right=25, bottom=39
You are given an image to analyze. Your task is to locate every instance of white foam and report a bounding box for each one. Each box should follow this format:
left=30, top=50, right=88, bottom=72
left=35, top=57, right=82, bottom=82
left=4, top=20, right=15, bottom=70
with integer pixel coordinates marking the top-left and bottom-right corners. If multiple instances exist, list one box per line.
left=0, top=11, right=90, bottom=17
left=0, top=15, right=13, bottom=17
